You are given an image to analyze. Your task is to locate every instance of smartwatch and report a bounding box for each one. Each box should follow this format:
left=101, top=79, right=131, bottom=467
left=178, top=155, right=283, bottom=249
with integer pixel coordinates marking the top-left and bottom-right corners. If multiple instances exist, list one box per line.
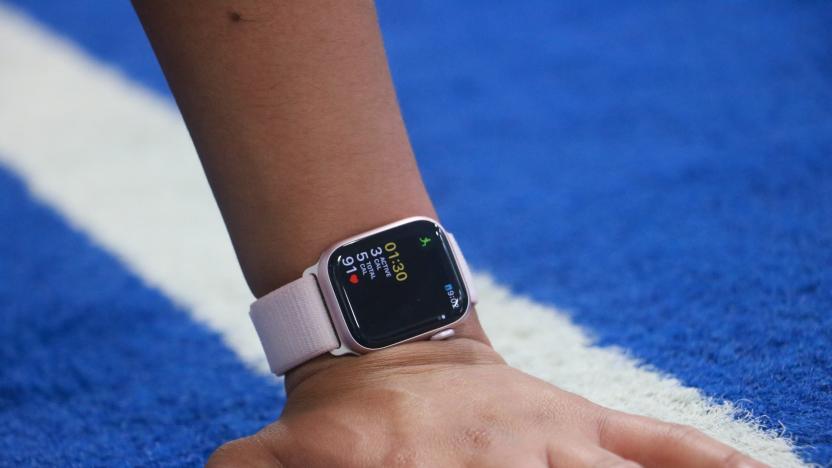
left=250, top=216, right=478, bottom=375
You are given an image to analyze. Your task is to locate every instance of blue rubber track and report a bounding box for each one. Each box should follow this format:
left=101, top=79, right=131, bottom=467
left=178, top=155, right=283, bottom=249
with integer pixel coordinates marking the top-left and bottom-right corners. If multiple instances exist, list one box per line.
left=0, top=168, right=283, bottom=465
left=3, top=0, right=831, bottom=464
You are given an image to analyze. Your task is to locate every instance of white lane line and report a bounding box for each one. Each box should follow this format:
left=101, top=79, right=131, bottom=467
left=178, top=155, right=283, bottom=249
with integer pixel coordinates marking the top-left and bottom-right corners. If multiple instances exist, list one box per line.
left=0, top=5, right=804, bottom=466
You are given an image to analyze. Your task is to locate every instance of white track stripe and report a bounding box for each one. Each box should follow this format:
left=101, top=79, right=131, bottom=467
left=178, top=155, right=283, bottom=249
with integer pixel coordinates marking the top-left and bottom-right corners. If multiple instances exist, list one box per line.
left=0, top=5, right=804, bottom=466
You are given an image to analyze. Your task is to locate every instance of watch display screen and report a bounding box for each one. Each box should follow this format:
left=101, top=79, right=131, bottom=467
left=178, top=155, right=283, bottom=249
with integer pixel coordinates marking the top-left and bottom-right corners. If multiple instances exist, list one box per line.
left=327, top=219, right=469, bottom=349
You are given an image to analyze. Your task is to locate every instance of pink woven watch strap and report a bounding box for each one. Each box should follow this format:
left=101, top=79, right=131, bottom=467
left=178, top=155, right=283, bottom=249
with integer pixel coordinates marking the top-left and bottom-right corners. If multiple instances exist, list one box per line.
left=249, top=275, right=339, bottom=375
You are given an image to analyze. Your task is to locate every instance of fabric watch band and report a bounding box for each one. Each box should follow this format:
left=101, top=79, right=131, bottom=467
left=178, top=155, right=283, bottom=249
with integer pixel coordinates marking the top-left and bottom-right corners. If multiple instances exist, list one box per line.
left=250, top=274, right=339, bottom=375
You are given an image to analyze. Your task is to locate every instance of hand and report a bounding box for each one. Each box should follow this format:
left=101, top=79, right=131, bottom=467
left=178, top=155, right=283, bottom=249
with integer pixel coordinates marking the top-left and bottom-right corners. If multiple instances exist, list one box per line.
left=207, top=335, right=766, bottom=467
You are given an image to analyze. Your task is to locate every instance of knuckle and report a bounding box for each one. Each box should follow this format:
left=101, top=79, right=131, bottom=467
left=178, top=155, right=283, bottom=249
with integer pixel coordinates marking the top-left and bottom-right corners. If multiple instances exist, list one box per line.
left=449, top=424, right=495, bottom=452
left=602, top=462, right=642, bottom=468
left=461, top=426, right=494, bottom=450
left=381, top=446, right=419, bottom=467
left=592, top=460, right=639, bottom=468
left=721, top=449, right=753, bottom=468
left=595, top=412, right=614, bottom=446
left=664, top=423, right=703, bottom=445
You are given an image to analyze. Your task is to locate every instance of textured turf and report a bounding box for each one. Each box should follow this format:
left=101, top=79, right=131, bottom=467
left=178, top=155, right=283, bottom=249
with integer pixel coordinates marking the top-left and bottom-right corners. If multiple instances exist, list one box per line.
left=0, top=169, right=283, bottom=466
left=3, top=0, right=832, bottom=465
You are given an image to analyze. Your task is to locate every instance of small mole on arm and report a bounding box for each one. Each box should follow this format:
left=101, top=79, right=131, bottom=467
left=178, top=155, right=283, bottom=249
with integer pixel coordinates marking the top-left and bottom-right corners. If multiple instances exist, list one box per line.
left=228, top=11, right=242, bottom=22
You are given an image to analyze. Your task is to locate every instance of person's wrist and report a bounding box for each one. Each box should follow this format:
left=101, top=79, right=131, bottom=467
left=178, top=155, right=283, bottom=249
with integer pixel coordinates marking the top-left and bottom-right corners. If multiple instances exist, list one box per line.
left=283, top=308, right=497, bottom=398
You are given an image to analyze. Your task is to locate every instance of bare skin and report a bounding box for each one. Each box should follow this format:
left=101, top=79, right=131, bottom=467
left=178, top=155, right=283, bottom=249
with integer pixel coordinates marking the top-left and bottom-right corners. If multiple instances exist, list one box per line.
left=132, top=1, right=768, bottom=466
left=208, top=338, right=764, bottom=468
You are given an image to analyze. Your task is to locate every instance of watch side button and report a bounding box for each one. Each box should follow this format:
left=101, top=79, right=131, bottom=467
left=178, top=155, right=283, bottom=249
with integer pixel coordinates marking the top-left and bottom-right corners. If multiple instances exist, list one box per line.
left=430, top=329, right=455, bottom=341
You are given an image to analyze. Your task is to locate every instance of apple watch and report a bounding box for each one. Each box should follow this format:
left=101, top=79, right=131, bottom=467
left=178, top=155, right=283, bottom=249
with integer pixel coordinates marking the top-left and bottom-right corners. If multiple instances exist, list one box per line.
left=250, top=216, right=477, bottom=375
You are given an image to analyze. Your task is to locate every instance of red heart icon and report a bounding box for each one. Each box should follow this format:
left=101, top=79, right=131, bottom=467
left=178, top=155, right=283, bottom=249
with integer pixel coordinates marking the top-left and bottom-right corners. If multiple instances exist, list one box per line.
left=349, top=273, right=359, bottom=284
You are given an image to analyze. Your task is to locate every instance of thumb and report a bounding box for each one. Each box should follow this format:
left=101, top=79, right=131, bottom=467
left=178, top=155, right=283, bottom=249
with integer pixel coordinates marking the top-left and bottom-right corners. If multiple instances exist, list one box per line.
left=207, top=423, right=289, bottom=468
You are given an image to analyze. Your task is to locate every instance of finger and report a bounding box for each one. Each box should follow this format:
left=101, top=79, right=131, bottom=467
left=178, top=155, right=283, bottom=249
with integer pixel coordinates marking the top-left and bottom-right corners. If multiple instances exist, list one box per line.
left=598, top=413, right=767, bottom=468
left=547, top=440, right=643, bottom=468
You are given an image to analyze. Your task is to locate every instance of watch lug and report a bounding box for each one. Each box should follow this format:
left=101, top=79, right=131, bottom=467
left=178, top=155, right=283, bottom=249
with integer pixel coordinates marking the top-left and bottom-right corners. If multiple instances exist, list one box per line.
left=430, top=328, right=456, bottom=341
left=446, top=233, right=478, bottom=305
left=330, top=343, right=359, bottom=356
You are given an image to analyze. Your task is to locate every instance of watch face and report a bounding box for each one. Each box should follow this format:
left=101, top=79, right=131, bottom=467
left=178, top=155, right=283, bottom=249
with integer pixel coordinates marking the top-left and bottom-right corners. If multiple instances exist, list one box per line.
left=327, top=219, right=469, bottom=349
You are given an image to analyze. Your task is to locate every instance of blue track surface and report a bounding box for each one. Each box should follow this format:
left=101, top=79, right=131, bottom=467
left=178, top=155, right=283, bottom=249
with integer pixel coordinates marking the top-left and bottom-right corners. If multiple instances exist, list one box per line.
left=0, top=169, right=283, bottom=465
left=2, top=0, right=831, bottom=465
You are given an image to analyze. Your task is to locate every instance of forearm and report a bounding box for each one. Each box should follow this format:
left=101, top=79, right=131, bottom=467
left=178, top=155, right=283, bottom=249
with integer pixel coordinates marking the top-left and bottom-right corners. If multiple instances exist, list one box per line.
left=133, top=0, right=436, bottom=296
